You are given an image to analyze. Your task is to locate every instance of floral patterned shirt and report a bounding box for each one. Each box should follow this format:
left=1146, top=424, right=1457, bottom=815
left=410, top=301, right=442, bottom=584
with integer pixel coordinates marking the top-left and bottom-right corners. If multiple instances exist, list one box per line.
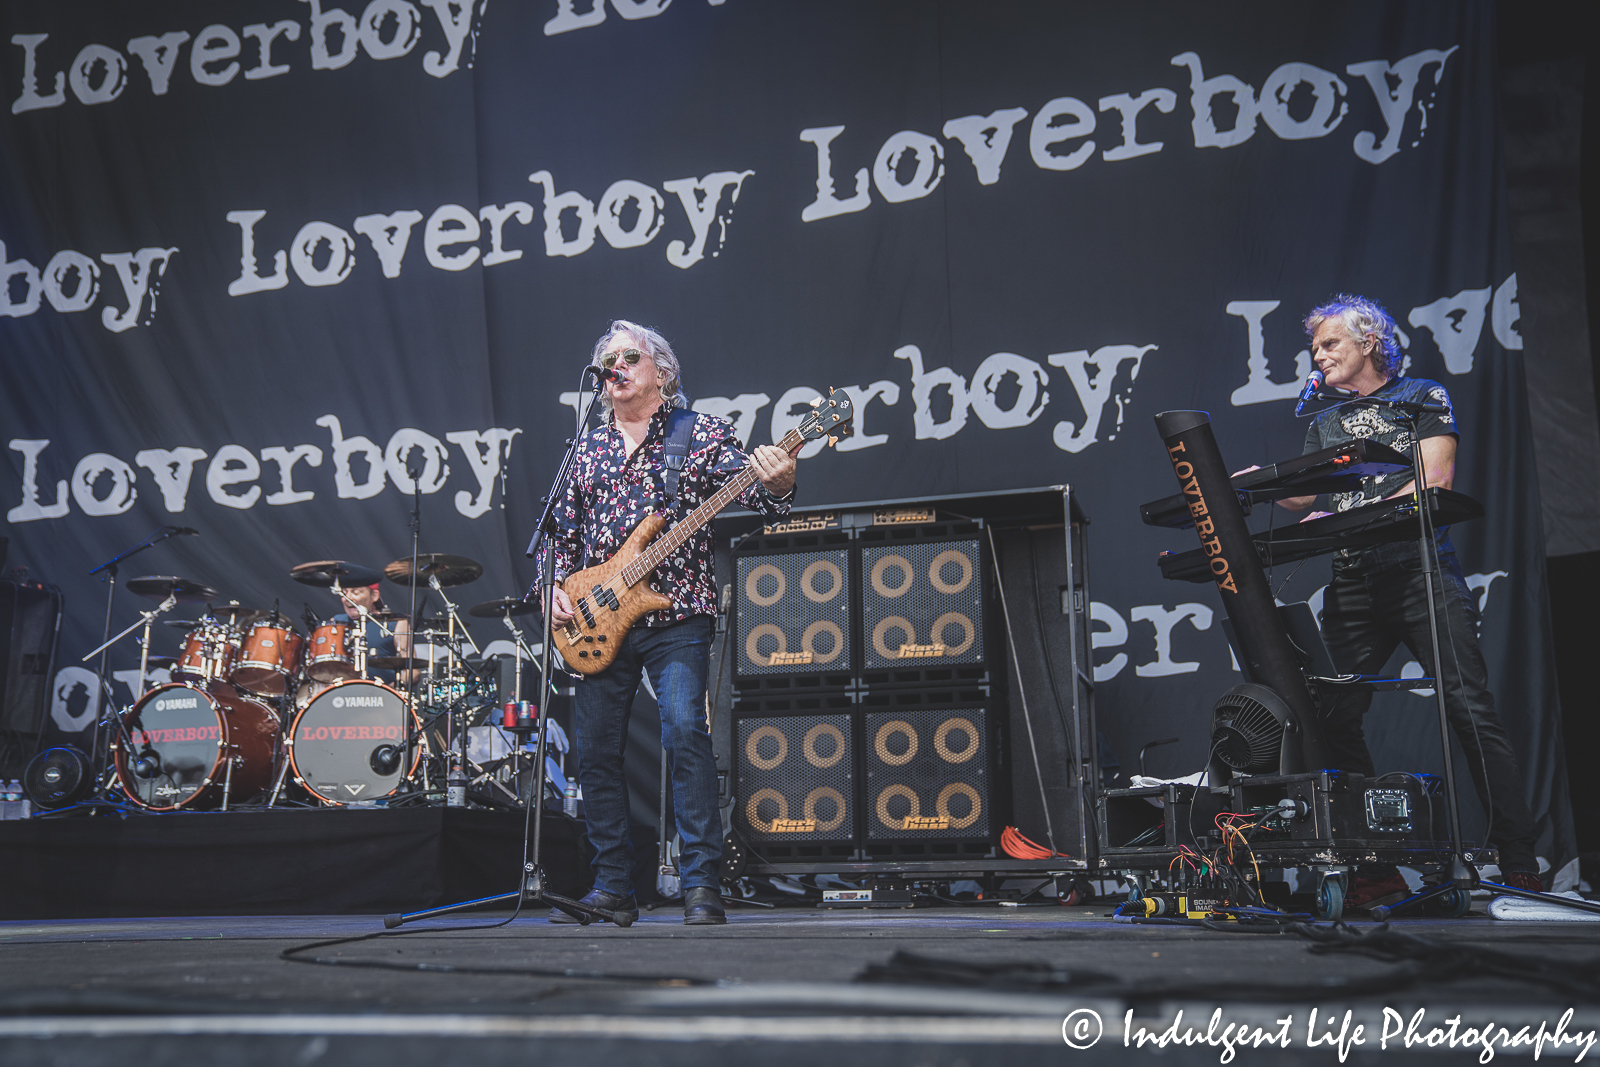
left=542, top=403, right=793, bottom=626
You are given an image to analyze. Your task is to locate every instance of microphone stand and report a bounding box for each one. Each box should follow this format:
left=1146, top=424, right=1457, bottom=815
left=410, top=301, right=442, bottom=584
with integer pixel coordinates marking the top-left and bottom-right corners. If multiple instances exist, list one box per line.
left=84, top=527, right=187, bottom=780
left=1303, top=388, right=1594, bottom=917
left=386, top=368, right=630, bottom=927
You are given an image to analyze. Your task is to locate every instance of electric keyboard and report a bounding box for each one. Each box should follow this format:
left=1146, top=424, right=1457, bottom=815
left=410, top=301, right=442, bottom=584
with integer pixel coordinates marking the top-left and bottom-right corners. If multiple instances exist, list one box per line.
left=1156, top=487, right=1485, bottom=583
left=1140, top=440, right=1412, bottom=529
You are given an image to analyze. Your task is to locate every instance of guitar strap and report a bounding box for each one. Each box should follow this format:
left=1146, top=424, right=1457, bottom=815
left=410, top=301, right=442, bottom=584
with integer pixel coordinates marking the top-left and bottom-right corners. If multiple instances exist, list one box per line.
left=660, top=407, right=696, bottom=514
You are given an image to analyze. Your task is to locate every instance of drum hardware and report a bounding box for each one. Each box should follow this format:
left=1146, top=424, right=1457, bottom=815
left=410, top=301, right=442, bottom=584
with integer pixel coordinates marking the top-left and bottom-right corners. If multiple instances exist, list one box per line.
left=85, top=531, right=205, bottom=803
left=82, top=586, right=180, bottom=705
left=386, top=559, right=483, bottom=805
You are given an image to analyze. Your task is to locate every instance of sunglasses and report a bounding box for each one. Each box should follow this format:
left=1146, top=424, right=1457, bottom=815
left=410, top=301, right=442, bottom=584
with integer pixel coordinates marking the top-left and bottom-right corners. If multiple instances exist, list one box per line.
left=600, top=348, right=645, bottom=369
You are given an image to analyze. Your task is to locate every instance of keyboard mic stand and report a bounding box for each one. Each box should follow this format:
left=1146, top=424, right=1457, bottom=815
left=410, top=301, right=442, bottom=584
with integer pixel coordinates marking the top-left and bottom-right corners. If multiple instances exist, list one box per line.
left=384, top=368, right=631, bottom=930
left=1305, top=390, right=1593, bottom=918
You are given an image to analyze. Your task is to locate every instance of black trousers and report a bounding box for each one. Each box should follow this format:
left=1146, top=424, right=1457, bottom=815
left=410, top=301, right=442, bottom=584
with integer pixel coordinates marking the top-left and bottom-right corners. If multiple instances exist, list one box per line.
left=1318, top=538, right=1538, bottom=874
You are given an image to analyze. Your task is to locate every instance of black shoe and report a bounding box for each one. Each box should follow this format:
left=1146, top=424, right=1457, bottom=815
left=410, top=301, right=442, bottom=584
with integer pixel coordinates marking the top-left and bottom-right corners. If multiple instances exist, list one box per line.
left=683, top=886, right=727, bottom=926
left=548, top=888, right=639, bottom=924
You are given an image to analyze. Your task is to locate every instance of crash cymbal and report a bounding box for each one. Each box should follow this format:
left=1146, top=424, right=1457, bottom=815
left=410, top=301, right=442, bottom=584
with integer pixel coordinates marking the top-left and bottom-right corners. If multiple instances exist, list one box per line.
left=162, top=619, right=200, bottom=631
left=126, top=576, right=219, bottom=603
left=290, top=559, right=383, bottom=588
left=467, top=597, right=536, bottom=618
left=367, top=656, right=431, bottom=672
left=384, top=553, right=483, bottom=588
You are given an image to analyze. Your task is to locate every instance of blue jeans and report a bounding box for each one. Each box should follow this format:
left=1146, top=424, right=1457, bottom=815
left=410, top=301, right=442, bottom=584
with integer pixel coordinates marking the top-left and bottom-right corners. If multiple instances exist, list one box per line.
left=1318, top=538, right=1538, bottom=873
left=572, top=615, right=722, bottom=896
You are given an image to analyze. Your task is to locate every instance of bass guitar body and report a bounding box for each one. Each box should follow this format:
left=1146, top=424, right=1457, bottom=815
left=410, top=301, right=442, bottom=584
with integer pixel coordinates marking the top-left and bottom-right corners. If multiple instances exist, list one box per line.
left=556, top=512, right=672, bottom=675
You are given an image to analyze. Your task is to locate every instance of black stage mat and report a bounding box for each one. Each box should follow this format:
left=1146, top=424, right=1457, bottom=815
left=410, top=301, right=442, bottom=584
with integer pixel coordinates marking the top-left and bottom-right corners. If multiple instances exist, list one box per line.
left=0, top=808, right=591, bottom=920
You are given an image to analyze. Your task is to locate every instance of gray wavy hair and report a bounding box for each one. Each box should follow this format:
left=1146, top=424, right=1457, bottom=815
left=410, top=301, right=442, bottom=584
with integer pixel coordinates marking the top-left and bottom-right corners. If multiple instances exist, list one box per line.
left=1303, top=294, right=1403, bottom=378
left=590, top=319, right=686, bottom=413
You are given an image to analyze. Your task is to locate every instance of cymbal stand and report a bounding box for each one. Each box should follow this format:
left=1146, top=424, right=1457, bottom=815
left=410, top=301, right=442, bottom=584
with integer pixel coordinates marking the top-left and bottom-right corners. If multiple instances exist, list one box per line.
left=427, top=573, right=481, bottom=807
left=85, top=527, right=185, bottom=769
left=80, top=590, right=178, bottom=791
left=386, top=365, right=628, bottom=928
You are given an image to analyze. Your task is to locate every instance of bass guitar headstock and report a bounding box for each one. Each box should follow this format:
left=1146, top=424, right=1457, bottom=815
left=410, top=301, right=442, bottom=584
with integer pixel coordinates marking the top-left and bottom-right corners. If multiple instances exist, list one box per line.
left=803, top=387, right=856, bottom=448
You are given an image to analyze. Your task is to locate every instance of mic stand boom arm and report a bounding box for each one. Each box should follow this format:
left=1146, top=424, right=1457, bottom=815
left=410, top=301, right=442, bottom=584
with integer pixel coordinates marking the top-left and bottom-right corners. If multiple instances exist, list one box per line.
left=385, top=367, right=631, bottom=928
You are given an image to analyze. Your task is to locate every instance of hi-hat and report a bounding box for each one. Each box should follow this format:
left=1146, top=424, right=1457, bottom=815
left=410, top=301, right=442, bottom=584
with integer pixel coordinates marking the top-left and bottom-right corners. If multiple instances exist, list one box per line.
left=367, top=656, right=431, bottom=672
left=384, top=554, right=483, bottom=588
left=467, top=597, right=536, bottom=618
left=290, top=560, right=383, bottom=588
left=162, top=619, right=200, bottom=632
left=127, top=576, right=219, bottom=603
left=208, top=602, right=266, bottom=623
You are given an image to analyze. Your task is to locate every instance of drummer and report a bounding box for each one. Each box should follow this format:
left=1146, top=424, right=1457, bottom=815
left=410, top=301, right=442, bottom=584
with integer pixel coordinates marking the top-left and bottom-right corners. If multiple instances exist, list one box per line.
left=334, top=581, right=416, bottom=686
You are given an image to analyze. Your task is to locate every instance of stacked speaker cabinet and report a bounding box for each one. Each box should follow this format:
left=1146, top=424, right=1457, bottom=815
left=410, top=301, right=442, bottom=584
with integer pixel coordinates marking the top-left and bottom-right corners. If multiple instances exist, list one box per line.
left=733, top=528, right=855, bottom=693
left=858, top=688, right=1005, bottom=857
left=857, top=524, right=992, bottom=688
left=731, top=694, right=858, bottom=861
left=723, top=494, right=1094, bottom=873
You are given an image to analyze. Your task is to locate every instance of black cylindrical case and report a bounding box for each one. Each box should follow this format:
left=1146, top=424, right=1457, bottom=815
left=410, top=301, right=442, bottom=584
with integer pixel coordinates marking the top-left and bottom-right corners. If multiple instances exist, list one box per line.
left=1153, top=410, right=1326, bottom=774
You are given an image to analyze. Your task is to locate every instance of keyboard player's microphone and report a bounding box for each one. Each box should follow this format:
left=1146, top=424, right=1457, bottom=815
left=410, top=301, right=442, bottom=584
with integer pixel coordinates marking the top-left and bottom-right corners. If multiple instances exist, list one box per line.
left=1293, top=369, right=1325, bottom=416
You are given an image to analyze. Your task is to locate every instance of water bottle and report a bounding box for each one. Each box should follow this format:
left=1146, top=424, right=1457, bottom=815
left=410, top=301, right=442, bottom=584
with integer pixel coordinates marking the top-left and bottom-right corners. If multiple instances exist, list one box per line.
left=2, top=780, right=17, bottom=821
left=447, top=760, right=467, bottom=808
left=563, top=780, right=579, bottom=818
left=16, top=781, right=28, bottom=820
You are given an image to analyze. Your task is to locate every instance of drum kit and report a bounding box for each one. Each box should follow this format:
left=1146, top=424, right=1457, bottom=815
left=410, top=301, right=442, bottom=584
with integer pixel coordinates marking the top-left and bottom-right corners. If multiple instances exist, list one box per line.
left=99, top=555, right=545, bottom=813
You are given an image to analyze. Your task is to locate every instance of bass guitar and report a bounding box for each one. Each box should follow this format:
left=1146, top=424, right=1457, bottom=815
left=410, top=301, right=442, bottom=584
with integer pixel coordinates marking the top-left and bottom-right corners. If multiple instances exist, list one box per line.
left=556, top=388, right=855, bottom=675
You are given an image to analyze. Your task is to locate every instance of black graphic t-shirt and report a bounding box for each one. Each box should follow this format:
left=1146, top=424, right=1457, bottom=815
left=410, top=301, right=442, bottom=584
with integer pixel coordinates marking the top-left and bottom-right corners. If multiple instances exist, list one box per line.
left=1301, top=376, right=1457, bottom=512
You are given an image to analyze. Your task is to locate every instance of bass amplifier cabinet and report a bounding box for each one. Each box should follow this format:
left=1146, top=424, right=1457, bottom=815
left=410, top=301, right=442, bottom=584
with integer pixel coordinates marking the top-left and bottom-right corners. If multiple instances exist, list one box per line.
left=731, top=695, right=859, bottom=861
left=858, top=524, right=992, bottom=688
left=858, top=688, right=1004, bottom=857
left=733, top=534, right=856, bottom=693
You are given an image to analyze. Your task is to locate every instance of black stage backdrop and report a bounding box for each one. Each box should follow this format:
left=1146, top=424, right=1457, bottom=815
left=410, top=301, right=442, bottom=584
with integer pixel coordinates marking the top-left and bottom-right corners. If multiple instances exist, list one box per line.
left=0, top=1, right=1574, bottom=872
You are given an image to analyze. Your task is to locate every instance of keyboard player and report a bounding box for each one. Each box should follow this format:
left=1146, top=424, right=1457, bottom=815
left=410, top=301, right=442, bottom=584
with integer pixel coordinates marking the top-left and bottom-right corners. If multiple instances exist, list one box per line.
left=1267, top=294, right=1541, bottom=901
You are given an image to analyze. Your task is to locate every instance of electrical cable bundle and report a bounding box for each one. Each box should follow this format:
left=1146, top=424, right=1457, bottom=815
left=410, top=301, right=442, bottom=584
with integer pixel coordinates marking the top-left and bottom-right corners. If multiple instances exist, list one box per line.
left=1000, top=825, right=1070, bottom=859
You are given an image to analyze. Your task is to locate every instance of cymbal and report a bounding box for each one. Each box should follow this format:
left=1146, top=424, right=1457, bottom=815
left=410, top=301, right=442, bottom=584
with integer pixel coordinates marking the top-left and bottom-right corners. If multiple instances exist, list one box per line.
left=208, top=602, right=266, bottom=623
left=127, top=576, right=219, bottom=603
left=384, top=554, right=483, bottom=588
left=467, top=597, right=536, bottom=618
left=368, top=656, right=431, bottom=671
left=162, top=619, right=200, bottom=631
left=367, top=610, right=412, bottom=623
left=144, top=655, right=177, bottom=670
left=290, top=559, right=382, bottom=588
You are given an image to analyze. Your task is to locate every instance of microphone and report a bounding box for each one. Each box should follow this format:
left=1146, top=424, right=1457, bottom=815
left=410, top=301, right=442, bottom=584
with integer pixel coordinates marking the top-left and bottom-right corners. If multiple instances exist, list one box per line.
left=370, top=744, right=402, bottom=776
left=165, top=526, right=200, bottom=536
left=1293, top=369, right=1326, bottom=416
left=133, top=745, right=161, bottom=779
left=595, top=365, right=625, bottom=384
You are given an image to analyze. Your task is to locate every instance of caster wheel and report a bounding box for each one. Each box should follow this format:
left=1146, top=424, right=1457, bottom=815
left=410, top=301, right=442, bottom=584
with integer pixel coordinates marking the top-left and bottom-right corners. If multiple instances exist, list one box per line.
left=1428, top=888, right=1471, bottom=918
left=1316, top=877, right=1345, bottom=921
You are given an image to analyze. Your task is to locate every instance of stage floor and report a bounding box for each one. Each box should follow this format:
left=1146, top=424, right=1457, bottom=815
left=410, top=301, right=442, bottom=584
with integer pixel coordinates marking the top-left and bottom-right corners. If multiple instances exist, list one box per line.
left=3, top=905, right=1599, bottom=1065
